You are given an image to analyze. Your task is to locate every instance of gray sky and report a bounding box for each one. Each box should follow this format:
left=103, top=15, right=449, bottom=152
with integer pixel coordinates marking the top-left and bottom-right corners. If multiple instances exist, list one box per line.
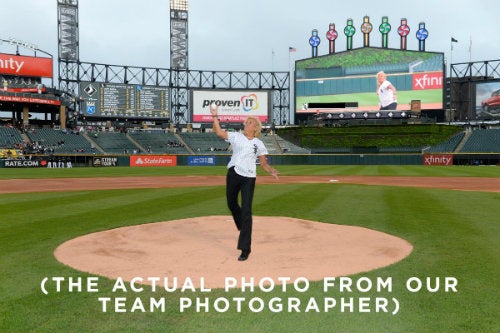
left=1, top=0, right=499, bottom=73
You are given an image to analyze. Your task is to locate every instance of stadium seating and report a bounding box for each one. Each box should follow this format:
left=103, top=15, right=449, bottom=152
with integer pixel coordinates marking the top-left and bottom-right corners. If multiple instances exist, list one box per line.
left=425, top=132, right=466, bottom=153
left=89, top=132, right=140, bottom=154
left=273, top=135, right=311, bottom=154
left=3, top=125, right=498, bottom=158
left=260, top=135, right=280, bottom=154
left=178, top=132, right=230, bottom=154
left=0, top=126, right=24, bottom=148
left=128, top=131, right=189, bottom=154
left=25, top=128, right=93, bottom=154
left=459, top=129, right=500, bottom=153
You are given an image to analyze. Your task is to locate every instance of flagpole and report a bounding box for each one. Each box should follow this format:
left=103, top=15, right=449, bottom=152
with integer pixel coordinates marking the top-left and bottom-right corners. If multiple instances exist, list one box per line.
left=469, top=36, right=472, bottom=62
left=289, top=49, right=292, bottom=126
left=288, top=51, right=290, bottom=72
left=288, top=47, right=296, bottom=125
left=271, top=48, right=275, bottom=71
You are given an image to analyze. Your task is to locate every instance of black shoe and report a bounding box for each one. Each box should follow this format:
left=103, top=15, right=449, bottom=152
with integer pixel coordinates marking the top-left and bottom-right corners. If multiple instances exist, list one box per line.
left=238, top=250, right=251, bottom=261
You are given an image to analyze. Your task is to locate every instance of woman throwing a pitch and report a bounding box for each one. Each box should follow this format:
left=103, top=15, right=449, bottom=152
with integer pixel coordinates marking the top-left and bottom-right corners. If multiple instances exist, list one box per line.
left=210, top=104, right=279, bottom=261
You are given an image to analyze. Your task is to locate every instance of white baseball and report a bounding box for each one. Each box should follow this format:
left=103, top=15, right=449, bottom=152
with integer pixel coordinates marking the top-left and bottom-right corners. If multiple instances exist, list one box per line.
left=210, top=102, right=217, bottom=110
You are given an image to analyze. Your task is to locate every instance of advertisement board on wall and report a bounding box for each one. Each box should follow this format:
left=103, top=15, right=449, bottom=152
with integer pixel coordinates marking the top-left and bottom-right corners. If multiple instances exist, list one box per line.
left=474, top=80, right=500, bottom=119
left=92, top=157, right=118, bottom=167
left=130, top=155, right=177, bottom=167
left=191, top=90, right=270, bottom=123
left=187, top=156, right=217, bottom=166
left=0, top=53, right=53, bottom=78
left=423, top=154, right=453, bottom=166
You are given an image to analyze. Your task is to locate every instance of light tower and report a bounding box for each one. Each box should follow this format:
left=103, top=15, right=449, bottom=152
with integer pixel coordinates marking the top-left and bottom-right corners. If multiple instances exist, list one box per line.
left=170, top=0, right=188, bottom=70
left=57, top=0, right=79, bottom=95
left=170, top=0, right=189, bottom=124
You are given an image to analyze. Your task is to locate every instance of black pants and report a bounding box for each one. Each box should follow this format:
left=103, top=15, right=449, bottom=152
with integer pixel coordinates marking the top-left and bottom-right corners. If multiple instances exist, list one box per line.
left=380, top=102, right=397, bottom=110
left=226, top=166, right=256, bottom=252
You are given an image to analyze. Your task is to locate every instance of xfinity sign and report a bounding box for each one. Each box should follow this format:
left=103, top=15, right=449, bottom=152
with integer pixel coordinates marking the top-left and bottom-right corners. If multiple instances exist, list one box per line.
left=0, top=53, right=53, bottom=77
left=412, top=72, right=443, bottom=90
left=423, top=154, right=453, bottom=166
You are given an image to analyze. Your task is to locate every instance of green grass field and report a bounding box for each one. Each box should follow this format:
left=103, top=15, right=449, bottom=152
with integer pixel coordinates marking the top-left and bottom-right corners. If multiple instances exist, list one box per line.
left=1, top=166, right=499, bottom=332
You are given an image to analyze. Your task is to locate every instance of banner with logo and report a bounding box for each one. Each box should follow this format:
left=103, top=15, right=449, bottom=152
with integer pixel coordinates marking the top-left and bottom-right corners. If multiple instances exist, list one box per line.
left=191, top=90, right=270, bottom=123
left=130, top=155, right=177, bottom=167
left=187, top=156, right=217, bottom=166
left=93, top=157, right=119, bottom=167
left=412, top=72, right=443, bottom=90
left=0, top=53, right=53, bottom=78
left=423, top=154, right=453, bottom=166
left=3, top=159, right=47, bottom=168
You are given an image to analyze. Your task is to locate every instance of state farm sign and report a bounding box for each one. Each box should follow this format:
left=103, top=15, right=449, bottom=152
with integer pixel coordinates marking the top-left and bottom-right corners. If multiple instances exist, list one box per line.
left=130, top=155, right=177, bottom=167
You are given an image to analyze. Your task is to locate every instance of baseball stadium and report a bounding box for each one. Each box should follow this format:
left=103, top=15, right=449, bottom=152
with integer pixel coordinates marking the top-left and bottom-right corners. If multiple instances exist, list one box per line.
left=1, top=1, right=499, bottom=332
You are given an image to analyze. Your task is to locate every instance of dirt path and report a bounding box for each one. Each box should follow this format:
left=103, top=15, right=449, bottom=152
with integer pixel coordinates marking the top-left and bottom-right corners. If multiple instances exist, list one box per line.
left=1, top=175, right=499, bottom=194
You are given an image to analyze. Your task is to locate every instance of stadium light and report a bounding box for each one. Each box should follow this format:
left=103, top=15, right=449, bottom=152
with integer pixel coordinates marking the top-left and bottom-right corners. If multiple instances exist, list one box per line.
left=170, top=0, right=188, bottom=11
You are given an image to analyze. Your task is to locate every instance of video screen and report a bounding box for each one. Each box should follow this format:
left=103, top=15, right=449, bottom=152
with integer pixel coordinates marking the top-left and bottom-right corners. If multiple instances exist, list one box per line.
left=295, top=47, right=444, bottom=113
left=475, top=80, right=500, bottom=119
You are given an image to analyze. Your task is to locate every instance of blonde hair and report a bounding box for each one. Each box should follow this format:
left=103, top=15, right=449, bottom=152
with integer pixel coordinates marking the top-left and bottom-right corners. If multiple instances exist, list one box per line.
left=244, top=116, right=262, bottom=138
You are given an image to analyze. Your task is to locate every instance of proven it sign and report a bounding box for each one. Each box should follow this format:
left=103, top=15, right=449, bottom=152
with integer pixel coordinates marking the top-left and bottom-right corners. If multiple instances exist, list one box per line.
left=423, top=154, right=453, bottom=166
left=191, top=90, right=270, bottom=123
left=0, top=53, right=53, bottom=77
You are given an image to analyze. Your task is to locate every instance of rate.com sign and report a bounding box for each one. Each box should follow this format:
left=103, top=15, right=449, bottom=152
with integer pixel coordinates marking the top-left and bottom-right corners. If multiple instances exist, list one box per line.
left=0, top=53, right=53, bottom=78
left=130, top=155, right=177, bottom=167
left=191, top=90, right=270, bottom=123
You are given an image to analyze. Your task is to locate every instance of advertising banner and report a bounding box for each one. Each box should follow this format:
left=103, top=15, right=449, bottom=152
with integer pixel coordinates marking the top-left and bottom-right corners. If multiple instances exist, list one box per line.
left=0, top=94, right=61, bottom=105
left=0, top=53, right=53, bottom=77
left=191, top=90, right=270, bottom=123
left=412, top=72, right=443, bottom=90
left=3, top=159, right=46, bottom=168
left=130, top=155, right=177, bottom=167
left=187, top=156, right=217, bottom=166
left=92, top=157, right=119, bottom=167
left=475, top=80, right=500, bottom=119
left=423, top=154, right=453, bottom=166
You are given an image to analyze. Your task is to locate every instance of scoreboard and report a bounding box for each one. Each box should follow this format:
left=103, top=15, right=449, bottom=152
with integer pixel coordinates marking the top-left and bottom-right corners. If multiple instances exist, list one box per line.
left=79, top=82, right=170, bottom=118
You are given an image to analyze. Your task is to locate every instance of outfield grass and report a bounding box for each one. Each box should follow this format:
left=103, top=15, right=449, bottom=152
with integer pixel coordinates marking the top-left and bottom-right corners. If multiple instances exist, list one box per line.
left=1, top=166, right=499, bottom=332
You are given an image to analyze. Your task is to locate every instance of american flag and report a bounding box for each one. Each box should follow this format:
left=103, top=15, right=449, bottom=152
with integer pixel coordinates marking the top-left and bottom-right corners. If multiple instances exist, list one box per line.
left=289, top=46, right=296, bottom=52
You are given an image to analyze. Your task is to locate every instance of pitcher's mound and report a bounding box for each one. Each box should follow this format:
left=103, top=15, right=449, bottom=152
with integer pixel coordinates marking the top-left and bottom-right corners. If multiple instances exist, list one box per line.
left=55, top=216, right=412, bottom=289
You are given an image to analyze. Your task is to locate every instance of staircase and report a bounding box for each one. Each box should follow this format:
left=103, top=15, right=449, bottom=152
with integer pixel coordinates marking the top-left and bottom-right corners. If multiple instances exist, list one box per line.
left=82, top=132, right=106, bottom=154
left=454, top=130, right=472, bottom=153
left=174, top=133, right=194, bottom=154
left=126, top=133, right=146, bottom=153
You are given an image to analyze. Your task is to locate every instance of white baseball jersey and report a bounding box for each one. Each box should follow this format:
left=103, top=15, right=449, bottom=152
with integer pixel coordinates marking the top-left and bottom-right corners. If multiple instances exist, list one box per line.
left=378, top=80, right=396, bottom=107
left=226, top=132, right=268, bottom=178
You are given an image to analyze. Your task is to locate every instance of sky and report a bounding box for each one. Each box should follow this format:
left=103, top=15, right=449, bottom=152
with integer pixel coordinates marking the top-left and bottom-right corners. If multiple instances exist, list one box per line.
left=1, top=0, right=499, bottom=74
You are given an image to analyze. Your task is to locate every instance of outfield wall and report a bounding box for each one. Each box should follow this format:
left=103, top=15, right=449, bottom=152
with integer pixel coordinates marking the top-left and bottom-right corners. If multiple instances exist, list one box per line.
left=2, top=153, right=500, bottom=168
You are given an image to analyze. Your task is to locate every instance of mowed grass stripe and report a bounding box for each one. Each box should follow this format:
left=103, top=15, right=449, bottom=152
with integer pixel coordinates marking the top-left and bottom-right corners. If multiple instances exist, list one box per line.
left=1, top=167, right=499, bottom=332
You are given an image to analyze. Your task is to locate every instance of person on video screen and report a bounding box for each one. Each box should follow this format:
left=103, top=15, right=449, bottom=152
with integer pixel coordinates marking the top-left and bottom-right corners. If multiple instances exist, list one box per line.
left=376, top=71, right=398, bottom=110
